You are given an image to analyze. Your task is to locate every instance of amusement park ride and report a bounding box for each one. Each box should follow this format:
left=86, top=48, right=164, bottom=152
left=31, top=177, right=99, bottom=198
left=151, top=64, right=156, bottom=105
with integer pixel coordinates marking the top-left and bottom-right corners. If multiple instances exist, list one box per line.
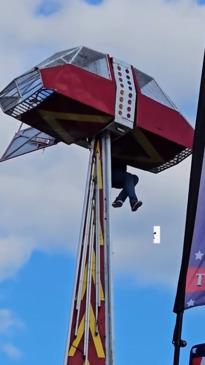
left=0, top=46, right=194, bottom=365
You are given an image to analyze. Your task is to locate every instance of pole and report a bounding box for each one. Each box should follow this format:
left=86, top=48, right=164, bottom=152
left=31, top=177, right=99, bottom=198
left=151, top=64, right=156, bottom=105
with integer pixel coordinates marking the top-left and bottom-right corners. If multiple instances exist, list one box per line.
left=172, top=312, right=186, bottom=365
left=102, top=131, right=114, bottom=365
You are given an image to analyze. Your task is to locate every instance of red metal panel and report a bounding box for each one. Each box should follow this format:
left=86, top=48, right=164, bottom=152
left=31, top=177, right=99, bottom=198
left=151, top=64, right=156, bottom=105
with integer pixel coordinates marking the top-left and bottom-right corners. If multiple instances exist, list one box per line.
left=136, top=93, right=193, bottom=148
left=40, top=64, right=115, bottom=117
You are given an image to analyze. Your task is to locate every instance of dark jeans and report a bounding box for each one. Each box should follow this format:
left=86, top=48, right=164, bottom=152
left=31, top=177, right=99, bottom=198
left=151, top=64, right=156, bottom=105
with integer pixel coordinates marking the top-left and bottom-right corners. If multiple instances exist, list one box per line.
left=112, top=170, right=139, bottom=203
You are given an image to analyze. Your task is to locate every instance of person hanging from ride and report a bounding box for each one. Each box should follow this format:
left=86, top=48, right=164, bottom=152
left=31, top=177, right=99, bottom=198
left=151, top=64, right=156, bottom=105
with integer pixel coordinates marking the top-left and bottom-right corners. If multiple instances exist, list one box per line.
left=111, top=157, right=142, bottom=212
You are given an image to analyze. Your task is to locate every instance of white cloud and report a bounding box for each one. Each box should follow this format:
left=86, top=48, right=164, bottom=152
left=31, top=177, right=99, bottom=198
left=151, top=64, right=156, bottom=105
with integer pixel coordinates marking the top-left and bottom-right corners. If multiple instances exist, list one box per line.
left=0, top=237, right=34, bottom=282
left=0, top=309, right=24, bottom=360
left=1, top=342, right=23, bottom=360
left=0, top=0, right=203, bottom=285
left=0, top=309, right=24, bottom=335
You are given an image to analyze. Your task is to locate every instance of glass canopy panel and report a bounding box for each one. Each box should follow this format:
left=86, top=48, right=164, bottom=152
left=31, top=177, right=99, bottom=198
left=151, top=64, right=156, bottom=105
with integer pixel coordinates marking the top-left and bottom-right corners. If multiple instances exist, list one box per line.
left=0, top=69, right=43, bottom=113
left=36, top=46, right=111, bottom=79
left=0, top=81, right=20, bottom=111
left=16, top=70, right=42, bottom=99
left=37, top=47, right=80, bottom=68
left=1, top=127, right=56, bottom=161
left=141, top=79, right=176, bottom=110
left=71, top=47, right=111, bottom=79
left=134, top=68, right=153, bottom=88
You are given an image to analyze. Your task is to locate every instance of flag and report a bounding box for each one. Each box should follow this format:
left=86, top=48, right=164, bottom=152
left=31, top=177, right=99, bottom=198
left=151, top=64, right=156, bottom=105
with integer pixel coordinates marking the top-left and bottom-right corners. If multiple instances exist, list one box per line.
left=184, top=153, right=205, bottom=309
left=174, top=52, right=205, bottom=313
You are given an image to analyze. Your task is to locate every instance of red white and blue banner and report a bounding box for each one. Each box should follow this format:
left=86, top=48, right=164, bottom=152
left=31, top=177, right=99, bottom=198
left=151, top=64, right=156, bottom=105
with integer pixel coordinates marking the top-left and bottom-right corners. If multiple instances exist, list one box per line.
left=185, top=153, right=205, bottom=309
left=174, top=54, right=205, bottom=313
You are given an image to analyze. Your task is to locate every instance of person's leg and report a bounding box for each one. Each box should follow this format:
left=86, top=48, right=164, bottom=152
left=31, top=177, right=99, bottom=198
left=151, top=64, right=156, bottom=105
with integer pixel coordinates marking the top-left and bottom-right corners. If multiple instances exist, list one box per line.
left=112, top=171, right=142, bottom=210
left=126, top=174, right=142, bottom=211
left=113, top=172, right=137, bottom=205
left=112, top=170, right=127, bottom=207
left=122, top=173, right=138, bottom=203
left=120, top=173, right=142, bottom=211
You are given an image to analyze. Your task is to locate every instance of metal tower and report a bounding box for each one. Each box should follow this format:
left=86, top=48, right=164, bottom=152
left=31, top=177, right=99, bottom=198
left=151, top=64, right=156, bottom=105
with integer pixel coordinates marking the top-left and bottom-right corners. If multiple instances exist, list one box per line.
left=65, top=135, right=113, bottom=365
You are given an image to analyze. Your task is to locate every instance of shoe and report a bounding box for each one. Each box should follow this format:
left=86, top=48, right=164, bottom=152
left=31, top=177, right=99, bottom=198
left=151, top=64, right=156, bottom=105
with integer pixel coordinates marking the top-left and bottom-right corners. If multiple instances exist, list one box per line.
left=131, top=200, right=142, bottom=212
left=112, top=199, right=123, bottom=208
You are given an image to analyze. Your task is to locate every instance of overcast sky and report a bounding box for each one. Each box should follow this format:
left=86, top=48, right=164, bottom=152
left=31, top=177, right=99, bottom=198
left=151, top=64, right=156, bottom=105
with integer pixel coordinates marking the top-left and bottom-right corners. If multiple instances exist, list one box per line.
left=0, top=1, right=205, bottom=365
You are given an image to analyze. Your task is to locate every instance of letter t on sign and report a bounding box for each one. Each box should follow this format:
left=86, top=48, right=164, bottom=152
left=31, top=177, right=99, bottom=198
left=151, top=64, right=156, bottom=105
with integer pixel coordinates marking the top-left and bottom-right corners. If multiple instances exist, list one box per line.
left=196, top=273, right=205, bottom=286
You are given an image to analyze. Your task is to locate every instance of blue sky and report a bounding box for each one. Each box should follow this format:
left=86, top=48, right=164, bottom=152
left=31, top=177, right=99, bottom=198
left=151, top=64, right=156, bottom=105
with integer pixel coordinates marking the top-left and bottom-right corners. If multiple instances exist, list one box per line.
left=1, top=1, right=205, bottom=365
left=84, top=0, right=104, bottom=5
left=35, top=0, right=104, bottom=16
left=36, top=1, right=63, bottom=16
